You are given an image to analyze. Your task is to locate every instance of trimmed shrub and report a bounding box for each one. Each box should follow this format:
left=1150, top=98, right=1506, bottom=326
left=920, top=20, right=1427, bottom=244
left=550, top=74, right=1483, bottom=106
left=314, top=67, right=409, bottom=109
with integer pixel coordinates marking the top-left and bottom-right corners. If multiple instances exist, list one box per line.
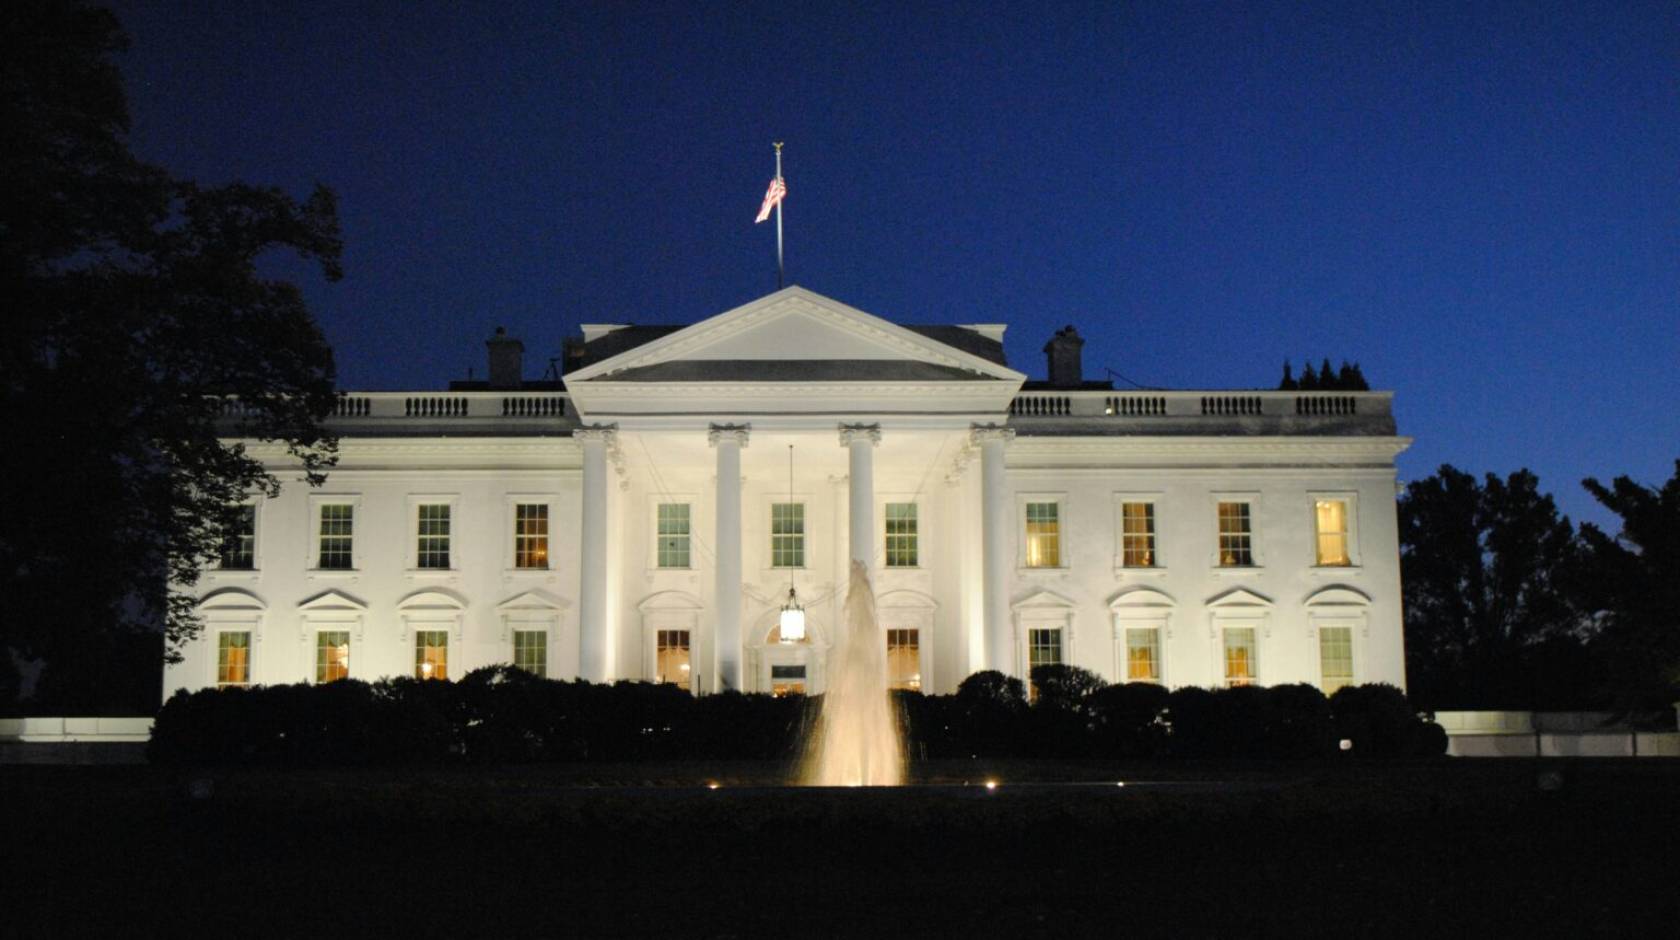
left=1089, top=682, right=1171, bottom=758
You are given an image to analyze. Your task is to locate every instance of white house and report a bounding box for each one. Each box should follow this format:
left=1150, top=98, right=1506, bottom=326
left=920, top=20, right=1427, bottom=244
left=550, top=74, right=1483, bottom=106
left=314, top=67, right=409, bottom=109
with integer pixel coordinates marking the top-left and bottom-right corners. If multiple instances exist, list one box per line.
left=167, top=286, right=1410, bottom=700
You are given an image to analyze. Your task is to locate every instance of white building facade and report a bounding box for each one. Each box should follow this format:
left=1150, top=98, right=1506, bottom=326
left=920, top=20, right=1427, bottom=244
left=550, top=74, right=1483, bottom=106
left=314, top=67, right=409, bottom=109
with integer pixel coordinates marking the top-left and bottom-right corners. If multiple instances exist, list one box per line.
left=167, top=287, right=1410, bottom=700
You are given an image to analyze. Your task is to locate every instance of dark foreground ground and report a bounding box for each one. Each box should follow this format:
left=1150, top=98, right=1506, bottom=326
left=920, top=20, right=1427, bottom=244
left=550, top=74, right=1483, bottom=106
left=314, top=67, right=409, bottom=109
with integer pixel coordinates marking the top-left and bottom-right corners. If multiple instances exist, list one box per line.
left=4, top=759, right=1676, bottom=938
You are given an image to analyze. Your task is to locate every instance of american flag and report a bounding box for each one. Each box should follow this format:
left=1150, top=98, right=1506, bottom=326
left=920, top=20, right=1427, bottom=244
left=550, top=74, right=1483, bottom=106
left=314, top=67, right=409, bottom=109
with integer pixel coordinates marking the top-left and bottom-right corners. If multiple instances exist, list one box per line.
left=754, top=176, right=786, bottom=223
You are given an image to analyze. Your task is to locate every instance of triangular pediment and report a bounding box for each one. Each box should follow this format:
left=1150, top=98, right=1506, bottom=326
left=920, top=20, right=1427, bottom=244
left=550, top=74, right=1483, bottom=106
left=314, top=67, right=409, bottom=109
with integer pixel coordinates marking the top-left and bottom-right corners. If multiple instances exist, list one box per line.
left=1206, top=588, right=1273, bottom=609
left=566, top=287, right=1024, bottom=384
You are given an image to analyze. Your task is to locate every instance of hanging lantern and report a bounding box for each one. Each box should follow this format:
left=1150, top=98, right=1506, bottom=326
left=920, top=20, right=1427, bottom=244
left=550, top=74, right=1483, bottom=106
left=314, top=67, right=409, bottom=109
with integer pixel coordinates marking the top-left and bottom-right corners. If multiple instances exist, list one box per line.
left=779, top=584, right=805, bottom=643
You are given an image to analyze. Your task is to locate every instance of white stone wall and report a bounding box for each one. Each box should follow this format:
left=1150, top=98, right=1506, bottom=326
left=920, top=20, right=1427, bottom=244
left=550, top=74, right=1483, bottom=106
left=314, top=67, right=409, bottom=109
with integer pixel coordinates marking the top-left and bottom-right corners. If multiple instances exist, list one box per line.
left=167, top=433, right=1406, bottom=699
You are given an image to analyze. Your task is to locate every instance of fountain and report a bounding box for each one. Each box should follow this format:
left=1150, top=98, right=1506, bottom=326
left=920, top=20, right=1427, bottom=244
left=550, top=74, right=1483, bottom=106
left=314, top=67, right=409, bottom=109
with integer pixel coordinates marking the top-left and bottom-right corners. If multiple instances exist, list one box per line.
left=803, top=560, right=905, bottom=786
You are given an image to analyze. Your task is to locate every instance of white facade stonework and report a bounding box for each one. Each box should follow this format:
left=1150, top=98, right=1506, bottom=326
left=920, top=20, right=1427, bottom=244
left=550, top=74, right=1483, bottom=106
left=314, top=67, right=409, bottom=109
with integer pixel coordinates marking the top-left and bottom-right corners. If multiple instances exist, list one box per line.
left=166, top=287, right=1410, bottom=699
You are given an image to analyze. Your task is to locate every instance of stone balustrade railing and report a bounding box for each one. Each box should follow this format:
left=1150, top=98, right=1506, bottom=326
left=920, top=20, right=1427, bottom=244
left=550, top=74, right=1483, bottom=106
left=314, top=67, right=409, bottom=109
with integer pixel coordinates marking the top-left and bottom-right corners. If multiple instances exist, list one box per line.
left=1008, top=390, right=1392, bottom=424
left=218, top=391, right=576, bottom=429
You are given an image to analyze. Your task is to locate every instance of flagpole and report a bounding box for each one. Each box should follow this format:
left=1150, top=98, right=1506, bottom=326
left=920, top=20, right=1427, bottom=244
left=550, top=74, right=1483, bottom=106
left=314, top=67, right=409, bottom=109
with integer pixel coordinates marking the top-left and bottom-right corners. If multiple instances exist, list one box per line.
left=774, top=141, right=784, bottom=289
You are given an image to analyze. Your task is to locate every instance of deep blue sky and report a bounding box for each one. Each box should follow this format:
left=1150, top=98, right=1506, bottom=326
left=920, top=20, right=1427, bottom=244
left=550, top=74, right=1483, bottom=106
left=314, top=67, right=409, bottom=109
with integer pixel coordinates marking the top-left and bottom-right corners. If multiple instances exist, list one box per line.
left=106, top=1, right=1677, bottom=527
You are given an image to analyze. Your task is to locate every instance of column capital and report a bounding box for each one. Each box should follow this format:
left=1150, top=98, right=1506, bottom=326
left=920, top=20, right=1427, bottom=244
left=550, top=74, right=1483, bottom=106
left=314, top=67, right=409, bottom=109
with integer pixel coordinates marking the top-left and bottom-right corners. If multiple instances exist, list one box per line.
left=838, top=423, right=881, bottom=447
left=573, top=423, right=619, bottom=445
left=969, top=423, right=1016, bottom=446
left=708, top=423, right=751, bottom=448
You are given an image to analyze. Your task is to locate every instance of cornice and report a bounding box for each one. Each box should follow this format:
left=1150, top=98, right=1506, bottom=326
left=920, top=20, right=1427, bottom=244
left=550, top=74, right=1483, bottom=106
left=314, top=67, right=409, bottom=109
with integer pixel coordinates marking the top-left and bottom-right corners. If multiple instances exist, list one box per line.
left=1002, top=435, right=1413, bottom=467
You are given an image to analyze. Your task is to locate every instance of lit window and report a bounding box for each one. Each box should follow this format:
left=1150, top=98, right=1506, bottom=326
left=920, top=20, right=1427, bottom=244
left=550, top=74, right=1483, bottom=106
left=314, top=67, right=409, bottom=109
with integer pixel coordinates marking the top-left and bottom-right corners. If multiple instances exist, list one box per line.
left=1217, top=502, right=1253, bottom=567
left=655, top=629, right=691, bottom=686
left=886, top=628, right=920, bottom=691
left=317, top=504, right=354, bottom=570
left=512, top=629, right=547, bottom=678
left=515, top=504, right=549, bottom=569
left=770, top=663, right=806, bottom=697
left=217, top=631, right=251, bottom=687
left=1027, top=627, right=1063, bottom=700
left=417, top=504, right=451, bottom=569
left=657, top=503, right=691, bottom=569
left=1120, top=502, right=1155, bottom=568
left=885, top=502, right=918, bottom=567
left=1315, top=499, right=1350, bottom=566
left=415, top=630, right=448, bottom=680
left=219, top=506, right=255, bottom=570
left=1025, top=502, right=1061, bottom=567
left=1319, top=626, right=1353, bottom=694
left=1125, top=627, right=1160, bottom=682
left=1223, top=627, right=1257, bottom=687
left=771, top=502, right=804, bottom=568
left=316, top=631, right=350, bottom=683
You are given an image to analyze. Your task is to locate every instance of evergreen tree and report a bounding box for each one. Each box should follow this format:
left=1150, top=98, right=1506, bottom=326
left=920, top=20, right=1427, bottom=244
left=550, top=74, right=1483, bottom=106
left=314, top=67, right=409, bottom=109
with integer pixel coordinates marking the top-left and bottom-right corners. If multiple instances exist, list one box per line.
left=1349, top=361, right=1369, bottom=391
left=1278, top=361, right=1297, bottom=390
left=1320, top=358, right=1337, bottom=390
left=1337, top=361, right=1357, bottom=389
left=1299, top=361, right=1319, bottom=390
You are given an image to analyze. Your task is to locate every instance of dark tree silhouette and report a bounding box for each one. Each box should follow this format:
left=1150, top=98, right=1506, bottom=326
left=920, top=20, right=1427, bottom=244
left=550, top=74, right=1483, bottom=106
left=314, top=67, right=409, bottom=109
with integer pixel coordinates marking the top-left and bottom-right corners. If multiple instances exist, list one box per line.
left=1576, top=460, right=1680, bottom=710
left=2, top=1, right=342, bottom=709
left=1398, top=466, right=1588, bottom=707
left=1299, top=361, right=1319, bottom=390
left=1277, top=361, right=1298, bottom=390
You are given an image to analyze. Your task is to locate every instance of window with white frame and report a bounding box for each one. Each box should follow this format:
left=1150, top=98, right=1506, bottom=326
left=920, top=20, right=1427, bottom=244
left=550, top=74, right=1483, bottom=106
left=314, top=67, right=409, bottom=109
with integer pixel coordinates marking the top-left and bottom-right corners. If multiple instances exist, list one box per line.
left=886, top=628, right=921, bottom=690
left=216, top=631, right=251, bottom=687
left=656, top=503, right=691, bottom=569
left=771, top=502, right=804, bottom=568
left=1216, top=501, right=1254, bottom=567
left=884, top=502, right=918, bottom=568
left=1314, top=498, right=1352, bottom=566
left=1319, top=626, right=1354, bottom=694
left=1024, top=501, right=1061, bottom=568
left=219, top=505, right=256, bottom=570
left=317, top=504, right=355, bottom=570
left=512, top=629, right=547, bottom=677
left=1124, top=627, right=1160, bottom=682
left=316, top=630, right=350, bottom=683
left=1223, top=626, right=1258, bottom=687
left=655, top=629, right=691, bottom=686
left=416, top=503, right=452, bottom=569
left=1120, top=501, right=1156, bottom=568
left=514, top=503, right=549, bottom=569
left=415, top=630, right=448, bottom=680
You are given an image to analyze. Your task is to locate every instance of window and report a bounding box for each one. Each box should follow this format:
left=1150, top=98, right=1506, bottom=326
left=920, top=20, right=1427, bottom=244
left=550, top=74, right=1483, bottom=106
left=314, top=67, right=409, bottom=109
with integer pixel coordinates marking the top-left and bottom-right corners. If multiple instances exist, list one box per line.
left=219, top=506, right=255, bottom=570
left=886, top=628, right=920, bottom=690
left=656, top=503, right=691, bottom=569
left=885, top=502, right=918, bottom=567
left=316, top=631, right=350, bottom=683
left=1025, top=501, right=1061, bottom=568
left=1120, top=502, right=1156, bottom=568
left=1027, top=627, right=1063, bottom=700
left=515, top=503, right=549, bottom=569
left=417, top=503, right=451, bottom=569
left=770, top=664, right=806, bottom=696
left=217, top=632, right=251, bottom=687
left=1125, top=627, right=1160, bottom=682
left=1319, top=626, right=1354, bottom=694
left=512, top=629, right=547, bottom=678
left=1315, top=499, right=1350, bottom=566
left=317, top=504, right=354, bottom=570
left=655, top=629, right=691, bottom=686
left=771, top=502, right=804, bottom=568
left=415, top=630, right=448, bottom=680
left=1223, top=627, right=1257, bottom=687
left=1217, top=501, right=1253, bottom=567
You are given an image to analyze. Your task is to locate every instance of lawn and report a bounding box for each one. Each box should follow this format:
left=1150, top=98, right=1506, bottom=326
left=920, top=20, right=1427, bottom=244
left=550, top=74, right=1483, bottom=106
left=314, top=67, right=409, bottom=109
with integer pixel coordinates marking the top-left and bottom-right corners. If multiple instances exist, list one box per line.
left=4, top=759, right=1676, bottom=937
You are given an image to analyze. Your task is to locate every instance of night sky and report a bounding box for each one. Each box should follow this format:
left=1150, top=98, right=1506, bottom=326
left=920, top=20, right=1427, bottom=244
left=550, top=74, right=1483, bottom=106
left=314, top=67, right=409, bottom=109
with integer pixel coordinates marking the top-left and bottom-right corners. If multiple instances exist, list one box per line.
left=104, top=1, right=1677, bottom=527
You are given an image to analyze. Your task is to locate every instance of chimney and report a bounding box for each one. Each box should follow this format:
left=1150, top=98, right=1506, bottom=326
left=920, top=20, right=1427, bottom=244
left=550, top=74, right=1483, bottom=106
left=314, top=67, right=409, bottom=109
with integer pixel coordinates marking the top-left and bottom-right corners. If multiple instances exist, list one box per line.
left=486, top=326, right=524, bottom=389
left=1044, top=325, right=1084, bottom=388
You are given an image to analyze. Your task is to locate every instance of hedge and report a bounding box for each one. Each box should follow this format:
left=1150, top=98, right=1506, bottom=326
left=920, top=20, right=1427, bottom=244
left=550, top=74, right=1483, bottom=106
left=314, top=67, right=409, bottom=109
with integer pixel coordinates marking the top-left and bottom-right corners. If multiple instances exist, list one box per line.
left=149, top=664, right=1445, bottom=766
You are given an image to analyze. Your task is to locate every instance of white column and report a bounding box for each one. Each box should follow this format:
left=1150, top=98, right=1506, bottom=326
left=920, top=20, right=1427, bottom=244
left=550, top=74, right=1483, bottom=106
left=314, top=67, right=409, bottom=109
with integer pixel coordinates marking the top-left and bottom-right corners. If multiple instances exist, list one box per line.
left=839, top=424, right=881, bottom=568
left=575, top=425, right=616, bottom=682
left=972, top=425, right=1016, bottom=676
left=709, top=424, right=749, bottom=692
